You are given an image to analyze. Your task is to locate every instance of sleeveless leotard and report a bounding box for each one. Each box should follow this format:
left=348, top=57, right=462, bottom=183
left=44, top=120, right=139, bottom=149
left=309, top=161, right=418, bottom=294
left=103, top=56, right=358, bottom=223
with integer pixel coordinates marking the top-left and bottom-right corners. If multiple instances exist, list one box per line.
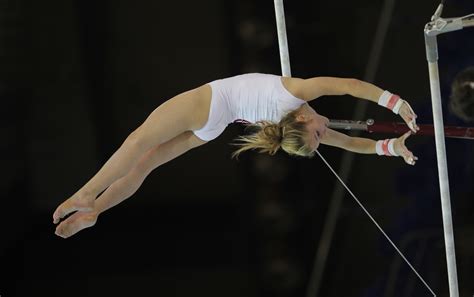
left=193, top=73, right=306, bottom=141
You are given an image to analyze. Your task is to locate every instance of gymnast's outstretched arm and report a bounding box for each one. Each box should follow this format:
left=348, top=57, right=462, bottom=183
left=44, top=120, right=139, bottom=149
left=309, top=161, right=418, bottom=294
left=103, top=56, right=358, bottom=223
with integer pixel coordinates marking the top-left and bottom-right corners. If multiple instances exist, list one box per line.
left=282, top=76, right=420, bottom=132
left=321, top=128, right=418, bottom=165
left=283, top=76, right=381, bottom=102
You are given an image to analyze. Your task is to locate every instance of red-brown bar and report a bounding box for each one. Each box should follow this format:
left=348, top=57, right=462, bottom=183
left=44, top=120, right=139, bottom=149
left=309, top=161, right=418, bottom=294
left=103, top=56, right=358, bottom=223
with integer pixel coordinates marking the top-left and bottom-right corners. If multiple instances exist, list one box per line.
left=367, top=122, right=474, bottom=139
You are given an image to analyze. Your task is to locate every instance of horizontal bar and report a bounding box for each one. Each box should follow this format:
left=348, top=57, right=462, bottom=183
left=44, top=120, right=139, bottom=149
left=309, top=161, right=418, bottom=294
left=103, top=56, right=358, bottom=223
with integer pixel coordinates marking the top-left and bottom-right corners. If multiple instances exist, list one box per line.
left=328, top=120, right=474, bottom=140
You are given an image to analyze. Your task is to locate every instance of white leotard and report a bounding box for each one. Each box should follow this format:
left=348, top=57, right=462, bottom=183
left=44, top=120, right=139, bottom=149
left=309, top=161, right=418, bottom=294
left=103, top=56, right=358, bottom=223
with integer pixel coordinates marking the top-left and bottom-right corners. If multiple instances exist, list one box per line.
left=193, top=73, right=306, bottom=141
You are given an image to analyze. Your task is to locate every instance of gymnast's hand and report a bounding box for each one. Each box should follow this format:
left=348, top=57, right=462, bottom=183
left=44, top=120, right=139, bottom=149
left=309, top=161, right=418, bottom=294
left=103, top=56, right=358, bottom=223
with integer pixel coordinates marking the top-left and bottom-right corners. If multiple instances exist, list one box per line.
left=398, top=100, right=420, bottom=133
left=54, top=210, right=98, bottom=238
left=394, top=131, right=418, bottom=165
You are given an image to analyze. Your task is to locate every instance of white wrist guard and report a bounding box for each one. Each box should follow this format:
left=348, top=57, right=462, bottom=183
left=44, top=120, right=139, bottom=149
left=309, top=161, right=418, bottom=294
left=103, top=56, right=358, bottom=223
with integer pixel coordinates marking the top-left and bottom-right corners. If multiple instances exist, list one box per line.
left=378, top=90, right=404, bottom=114
left=375, top=139, right=398, bottom=156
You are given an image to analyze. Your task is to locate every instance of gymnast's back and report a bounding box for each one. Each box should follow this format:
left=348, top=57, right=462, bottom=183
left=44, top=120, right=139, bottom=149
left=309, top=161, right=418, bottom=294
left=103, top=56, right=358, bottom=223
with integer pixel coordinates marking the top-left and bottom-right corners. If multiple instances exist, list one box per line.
left=208, top=73, right=305, bottom=124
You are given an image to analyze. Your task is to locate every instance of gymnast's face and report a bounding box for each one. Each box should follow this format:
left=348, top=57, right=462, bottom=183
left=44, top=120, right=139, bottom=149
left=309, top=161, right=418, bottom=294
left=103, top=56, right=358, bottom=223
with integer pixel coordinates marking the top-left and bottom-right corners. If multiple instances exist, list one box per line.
left=296, top=105, right=329, bottom=151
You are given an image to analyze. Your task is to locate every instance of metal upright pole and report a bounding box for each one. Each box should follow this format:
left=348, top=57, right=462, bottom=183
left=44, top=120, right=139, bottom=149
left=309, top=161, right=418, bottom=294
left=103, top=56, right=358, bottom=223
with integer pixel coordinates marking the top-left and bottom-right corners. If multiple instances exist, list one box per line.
left=274, top=0, right=291, bottom=77
left=422, top=3, right=474, bottom=296
left=425, top=34, right=459, bottom=297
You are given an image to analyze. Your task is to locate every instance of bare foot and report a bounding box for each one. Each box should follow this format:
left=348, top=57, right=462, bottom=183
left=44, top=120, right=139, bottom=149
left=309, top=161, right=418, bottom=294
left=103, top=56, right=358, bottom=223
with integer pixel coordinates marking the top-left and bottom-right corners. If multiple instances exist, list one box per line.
left=53, top=193, right=95, bottom=224
left=55, top=210, right=98, bottom=238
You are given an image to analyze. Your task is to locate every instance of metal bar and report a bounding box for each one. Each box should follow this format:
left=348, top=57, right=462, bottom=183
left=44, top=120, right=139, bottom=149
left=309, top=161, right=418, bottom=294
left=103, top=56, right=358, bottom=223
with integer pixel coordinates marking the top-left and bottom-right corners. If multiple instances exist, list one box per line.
left=328, top=120, right=474, bottom=140
left=425, top=27, right=459, bottom=296
left=368, top=122, right=474, bottom=139
left=327, top=119, right=369, bottom=131
left=274, top=0, right=291, bottom=77
left=463, top=14, right=474, bottom=27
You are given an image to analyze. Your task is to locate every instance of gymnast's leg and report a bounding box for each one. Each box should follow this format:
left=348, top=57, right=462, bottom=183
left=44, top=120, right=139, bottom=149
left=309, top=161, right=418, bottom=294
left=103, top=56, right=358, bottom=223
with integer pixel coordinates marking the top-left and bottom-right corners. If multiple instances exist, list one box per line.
left=52, top=85, right=211, bottom=224
left=54, top=131, right=207, bottom=238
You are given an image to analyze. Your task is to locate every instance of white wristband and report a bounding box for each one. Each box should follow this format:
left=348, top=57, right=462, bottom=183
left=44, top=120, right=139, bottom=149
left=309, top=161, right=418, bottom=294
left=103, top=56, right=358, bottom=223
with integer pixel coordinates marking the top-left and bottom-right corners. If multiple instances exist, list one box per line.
left=388, top=139, right=398, bottom=156
left=377, top=91, right=392, bottom=108
left=376, top=139, right=398, bottom=156
left=378, top=90, right=402, bottom=114
left=375, top=140, right=385, bottom=156
left=392, top=99, right=404, bottom=115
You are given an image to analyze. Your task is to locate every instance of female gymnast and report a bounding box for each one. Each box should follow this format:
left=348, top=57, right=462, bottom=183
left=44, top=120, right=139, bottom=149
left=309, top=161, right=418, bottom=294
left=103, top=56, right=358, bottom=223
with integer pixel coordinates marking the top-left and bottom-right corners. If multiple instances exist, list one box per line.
left=53, top=73, right=420, bottom=238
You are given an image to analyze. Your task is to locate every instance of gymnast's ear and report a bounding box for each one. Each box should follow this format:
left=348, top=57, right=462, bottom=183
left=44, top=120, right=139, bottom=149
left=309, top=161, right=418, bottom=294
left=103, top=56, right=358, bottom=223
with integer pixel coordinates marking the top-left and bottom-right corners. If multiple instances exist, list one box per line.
left=296, top=114, right=307, bottom=122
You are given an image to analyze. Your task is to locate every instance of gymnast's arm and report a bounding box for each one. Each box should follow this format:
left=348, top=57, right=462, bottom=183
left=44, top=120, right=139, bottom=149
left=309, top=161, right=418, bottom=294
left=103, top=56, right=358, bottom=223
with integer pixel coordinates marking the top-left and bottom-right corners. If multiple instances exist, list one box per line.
left=320, top=128, right=418, bottom=165
left=320, top=128, right=376, bottom=154
left=283, top=76, right=419, bottom=132
left=283, top=76, right=383, bottom=102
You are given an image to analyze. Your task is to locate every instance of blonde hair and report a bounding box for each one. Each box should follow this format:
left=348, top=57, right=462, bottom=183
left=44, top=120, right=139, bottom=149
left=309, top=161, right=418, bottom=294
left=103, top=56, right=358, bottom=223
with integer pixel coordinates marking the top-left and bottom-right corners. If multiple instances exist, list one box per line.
left=231, top=110, right=315, bottom=159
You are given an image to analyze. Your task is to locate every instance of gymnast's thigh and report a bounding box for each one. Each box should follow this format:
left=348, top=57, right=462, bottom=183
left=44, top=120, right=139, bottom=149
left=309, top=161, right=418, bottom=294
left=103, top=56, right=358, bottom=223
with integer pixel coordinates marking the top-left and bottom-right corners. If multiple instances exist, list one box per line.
left=133, top=85, right=212, bottom=149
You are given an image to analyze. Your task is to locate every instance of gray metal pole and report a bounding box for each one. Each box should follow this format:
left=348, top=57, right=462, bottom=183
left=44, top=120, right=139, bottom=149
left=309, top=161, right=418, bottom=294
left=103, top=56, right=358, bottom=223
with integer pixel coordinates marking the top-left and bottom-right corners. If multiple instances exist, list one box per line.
left=425, top=33, right=459, bottom=297
left=274, top=0, right=291, bottom=77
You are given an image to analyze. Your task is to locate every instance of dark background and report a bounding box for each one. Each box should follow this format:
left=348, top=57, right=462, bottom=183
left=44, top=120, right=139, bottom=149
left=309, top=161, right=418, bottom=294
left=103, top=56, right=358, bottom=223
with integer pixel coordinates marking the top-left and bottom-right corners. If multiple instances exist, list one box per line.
left=1, top=0, right=474, bottom=296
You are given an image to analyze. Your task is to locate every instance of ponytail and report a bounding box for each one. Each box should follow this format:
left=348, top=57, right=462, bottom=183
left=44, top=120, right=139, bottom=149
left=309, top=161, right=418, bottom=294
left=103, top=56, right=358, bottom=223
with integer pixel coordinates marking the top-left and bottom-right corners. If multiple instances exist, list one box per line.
left=231, top=110, right=315, bottom=159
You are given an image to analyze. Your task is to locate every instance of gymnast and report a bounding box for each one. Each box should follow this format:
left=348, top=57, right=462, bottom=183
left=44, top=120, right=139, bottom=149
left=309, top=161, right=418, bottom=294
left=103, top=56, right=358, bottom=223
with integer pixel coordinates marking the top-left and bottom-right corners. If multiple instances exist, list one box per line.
left=53, top=73, right=420, bottom=238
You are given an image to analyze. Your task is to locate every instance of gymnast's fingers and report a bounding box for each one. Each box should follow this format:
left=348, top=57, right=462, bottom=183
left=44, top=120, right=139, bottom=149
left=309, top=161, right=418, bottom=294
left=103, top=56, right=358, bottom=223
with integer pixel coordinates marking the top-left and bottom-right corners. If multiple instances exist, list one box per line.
left=401, top=101, right=419, bottom=133
left=402, top=147, right=418, bottom=165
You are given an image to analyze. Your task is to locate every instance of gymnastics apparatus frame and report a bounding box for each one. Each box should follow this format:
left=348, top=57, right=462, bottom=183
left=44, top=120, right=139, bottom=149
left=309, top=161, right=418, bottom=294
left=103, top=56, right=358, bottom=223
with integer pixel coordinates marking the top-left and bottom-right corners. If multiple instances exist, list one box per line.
left=273, top=0, right=473, bottom=296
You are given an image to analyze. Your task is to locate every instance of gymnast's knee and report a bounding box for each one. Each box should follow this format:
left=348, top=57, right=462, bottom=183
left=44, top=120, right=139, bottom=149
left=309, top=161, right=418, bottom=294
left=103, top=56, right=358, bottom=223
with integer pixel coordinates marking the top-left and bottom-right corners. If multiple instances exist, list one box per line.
left=124, top=126, right=154, bottom=151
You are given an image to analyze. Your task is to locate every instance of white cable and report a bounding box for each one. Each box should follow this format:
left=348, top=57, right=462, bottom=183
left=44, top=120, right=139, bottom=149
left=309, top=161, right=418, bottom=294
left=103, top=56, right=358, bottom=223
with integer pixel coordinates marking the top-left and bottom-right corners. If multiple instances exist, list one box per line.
left=315, top=150, right=437, bottom=297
